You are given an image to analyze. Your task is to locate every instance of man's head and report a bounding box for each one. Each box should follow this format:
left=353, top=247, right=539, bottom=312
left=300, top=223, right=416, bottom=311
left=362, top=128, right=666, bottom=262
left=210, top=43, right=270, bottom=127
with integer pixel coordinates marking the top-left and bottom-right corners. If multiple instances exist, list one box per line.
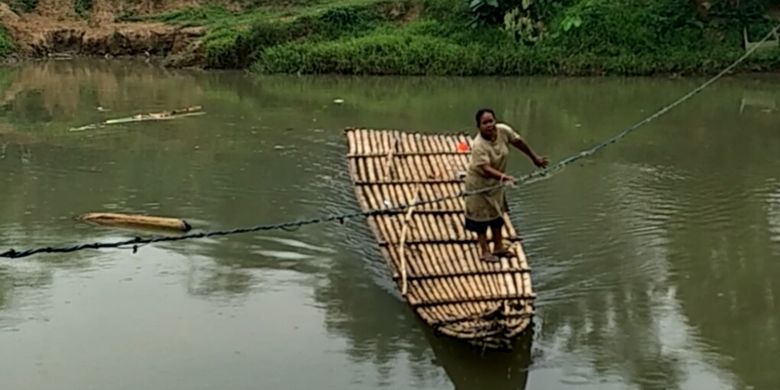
left=475, top=108, right=497, bottom=138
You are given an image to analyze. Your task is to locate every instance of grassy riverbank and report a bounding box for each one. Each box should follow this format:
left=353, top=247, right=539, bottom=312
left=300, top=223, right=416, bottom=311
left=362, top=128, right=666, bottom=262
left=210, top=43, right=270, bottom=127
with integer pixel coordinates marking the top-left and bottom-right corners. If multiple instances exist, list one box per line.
left=159, top=0, right=780, bottom=75
left=1, top=0, right=779, bottom=75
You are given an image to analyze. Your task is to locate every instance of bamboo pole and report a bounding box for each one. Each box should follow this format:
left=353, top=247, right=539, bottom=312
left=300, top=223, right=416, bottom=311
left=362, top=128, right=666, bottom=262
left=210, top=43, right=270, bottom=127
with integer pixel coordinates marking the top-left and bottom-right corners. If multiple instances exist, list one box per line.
left=80, top=212, right=191, bottom=232
left=418, top=134, right=430, bottom=154
left=434, top=247, right=469, bottom=318
left=413, top=155, right=424, bottom=181
left=371, top=185, right=384, bottom=211
left=368, top=185, right=384, bottom=217
left=383, top=136, right=400, bottom=180
left=381, top=130, right=389, bottom=157
left=347, top=129, right=356, bottom=156
left=502, top=257, right=517, bottom=297
left=400, top=183, right=413, bottom=212
left=417, top=254, right=441, bottom=303
left=354, top=129, right=362, bottom=156
left=395, top=156, right=407, bottom=182
left=424, top=185, right=437, bottom=212
left=391, top=185, right=404, bottom=210
left=429, top=154, right=443, bottom=180
left=463, top=242, right=482, bottom=276
left=348, top=160, right=359, bottom=184
left=434, top=184, right=450, bottom=212
left=429, top=134, right=441, bottom=154
left=407, top=133, right=416, bottom=154
left=357, top=158, right=367, bottom=183
left=402, top=245, right=421, bottom=282
left=399, top=184, right=422, bottom=296
left=423, top=155, right=437, bottom=180
left=365, top=157, right=374, bottom=183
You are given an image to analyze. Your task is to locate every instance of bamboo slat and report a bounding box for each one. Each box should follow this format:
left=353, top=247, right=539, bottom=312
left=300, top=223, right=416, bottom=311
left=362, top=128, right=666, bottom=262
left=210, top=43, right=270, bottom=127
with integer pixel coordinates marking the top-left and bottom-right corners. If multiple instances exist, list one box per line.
left=344, top=128, right=535, bottom=350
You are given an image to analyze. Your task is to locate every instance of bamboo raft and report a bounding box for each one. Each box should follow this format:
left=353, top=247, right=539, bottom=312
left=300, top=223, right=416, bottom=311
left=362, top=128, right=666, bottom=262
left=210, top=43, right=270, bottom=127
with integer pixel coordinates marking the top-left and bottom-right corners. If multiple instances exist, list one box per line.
left=344, top=128, right=535, bottom=350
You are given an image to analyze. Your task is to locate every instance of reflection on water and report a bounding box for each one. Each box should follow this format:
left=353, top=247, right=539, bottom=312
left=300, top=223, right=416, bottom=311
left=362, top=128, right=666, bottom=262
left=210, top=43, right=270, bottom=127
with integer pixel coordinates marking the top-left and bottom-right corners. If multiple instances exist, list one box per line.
left=1, top=59, right=779, bottom=389
left=769, top=183, right=780, bottom=246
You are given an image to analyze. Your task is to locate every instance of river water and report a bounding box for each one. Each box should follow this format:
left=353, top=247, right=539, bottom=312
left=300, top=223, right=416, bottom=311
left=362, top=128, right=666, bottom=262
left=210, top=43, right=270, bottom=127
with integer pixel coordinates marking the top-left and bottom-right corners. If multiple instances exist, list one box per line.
left=1, top=60, right=779, bottom=390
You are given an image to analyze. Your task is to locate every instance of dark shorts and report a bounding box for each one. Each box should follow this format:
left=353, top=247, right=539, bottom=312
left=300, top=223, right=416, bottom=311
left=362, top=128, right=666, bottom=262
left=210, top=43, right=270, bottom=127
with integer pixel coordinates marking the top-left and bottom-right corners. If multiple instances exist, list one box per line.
left=464, top=217, right=504, bottom=234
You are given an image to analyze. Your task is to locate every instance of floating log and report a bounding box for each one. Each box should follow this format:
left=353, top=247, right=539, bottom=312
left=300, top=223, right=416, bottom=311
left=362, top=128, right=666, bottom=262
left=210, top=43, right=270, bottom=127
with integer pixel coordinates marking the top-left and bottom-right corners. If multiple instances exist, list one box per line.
left=344, top=127, right=535, bottom=350
left=79, top=212, right=192, bottom=232
left=69, top=106, right=205, bottom=132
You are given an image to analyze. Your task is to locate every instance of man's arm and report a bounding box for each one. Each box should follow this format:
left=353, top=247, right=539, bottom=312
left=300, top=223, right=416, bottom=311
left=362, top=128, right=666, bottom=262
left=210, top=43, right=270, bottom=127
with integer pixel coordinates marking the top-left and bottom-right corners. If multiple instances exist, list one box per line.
left=478, top=163, right=514, bottom=182
left=510, top=137, right=548, bottom=168
left=500, top=123, right=549, bottom=168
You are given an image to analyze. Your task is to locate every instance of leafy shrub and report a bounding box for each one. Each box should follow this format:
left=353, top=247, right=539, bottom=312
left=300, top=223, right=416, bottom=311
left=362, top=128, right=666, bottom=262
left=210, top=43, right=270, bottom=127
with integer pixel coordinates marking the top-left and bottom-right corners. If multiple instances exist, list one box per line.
left=9, top=0, right=38, bottom=13
left=74, top=0, right=93, bottom=19
left=0, top=26, right=14, bottom=57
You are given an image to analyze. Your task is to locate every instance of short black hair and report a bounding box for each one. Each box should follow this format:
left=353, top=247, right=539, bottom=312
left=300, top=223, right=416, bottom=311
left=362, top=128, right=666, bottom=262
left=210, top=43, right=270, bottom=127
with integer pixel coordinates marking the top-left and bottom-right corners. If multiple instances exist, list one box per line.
left=475, top=108, right=495, bottom=127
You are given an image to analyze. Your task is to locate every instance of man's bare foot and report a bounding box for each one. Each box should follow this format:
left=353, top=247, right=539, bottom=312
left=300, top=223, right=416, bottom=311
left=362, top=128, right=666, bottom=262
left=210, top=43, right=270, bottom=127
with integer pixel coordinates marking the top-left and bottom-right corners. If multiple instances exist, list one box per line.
left=480, top=252, right=499, bottom=263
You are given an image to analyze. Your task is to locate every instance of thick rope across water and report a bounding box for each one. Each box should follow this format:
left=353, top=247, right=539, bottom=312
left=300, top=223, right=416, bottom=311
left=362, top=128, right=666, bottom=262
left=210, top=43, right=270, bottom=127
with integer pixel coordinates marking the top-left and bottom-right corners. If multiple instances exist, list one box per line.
left=2, top=24, right=778, bottom=260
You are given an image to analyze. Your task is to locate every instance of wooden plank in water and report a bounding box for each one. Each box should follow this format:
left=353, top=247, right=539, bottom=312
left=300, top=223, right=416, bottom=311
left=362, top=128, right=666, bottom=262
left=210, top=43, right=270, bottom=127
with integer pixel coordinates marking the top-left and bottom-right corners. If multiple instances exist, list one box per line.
left=344, top=128, right=535, bottom=350
left=80, top=212, right=191, bottom=232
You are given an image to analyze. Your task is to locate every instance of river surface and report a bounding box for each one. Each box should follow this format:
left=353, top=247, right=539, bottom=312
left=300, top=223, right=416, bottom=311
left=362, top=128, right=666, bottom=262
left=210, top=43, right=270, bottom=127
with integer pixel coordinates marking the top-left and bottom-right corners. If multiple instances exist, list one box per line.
left=1, top=60, right=779, bottom=390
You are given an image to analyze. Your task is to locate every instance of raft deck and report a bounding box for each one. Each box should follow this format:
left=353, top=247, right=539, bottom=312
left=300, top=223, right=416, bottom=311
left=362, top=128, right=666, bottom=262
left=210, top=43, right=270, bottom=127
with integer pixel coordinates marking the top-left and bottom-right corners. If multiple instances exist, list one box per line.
left=345, top=128, right=535, bottom=349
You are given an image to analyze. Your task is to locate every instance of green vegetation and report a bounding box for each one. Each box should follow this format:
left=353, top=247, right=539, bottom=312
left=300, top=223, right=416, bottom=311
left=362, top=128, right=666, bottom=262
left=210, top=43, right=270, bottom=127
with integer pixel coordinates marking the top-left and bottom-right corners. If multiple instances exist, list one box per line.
left=7, top=0, right=38, bottom=13
left=156, top=0, right=778, bottom=75
left=74, top=0, right=93, bottom=19
left=151, top=0, right=413, bottom=68
left=0, top=0, right=777, bottom=74
left=0, top=25, right=14, bottom=58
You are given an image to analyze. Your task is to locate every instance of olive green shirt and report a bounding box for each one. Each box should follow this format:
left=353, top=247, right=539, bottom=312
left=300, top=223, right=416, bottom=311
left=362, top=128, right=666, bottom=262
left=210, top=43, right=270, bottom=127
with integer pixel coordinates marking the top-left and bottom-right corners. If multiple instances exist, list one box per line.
left=464, top=123, right=521, bottom=222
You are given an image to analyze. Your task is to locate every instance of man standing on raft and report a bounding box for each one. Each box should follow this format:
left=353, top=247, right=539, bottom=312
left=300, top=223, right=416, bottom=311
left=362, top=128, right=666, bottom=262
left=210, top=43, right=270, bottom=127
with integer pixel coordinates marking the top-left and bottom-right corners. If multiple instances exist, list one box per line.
left=464, top=108, right=549, bottom=263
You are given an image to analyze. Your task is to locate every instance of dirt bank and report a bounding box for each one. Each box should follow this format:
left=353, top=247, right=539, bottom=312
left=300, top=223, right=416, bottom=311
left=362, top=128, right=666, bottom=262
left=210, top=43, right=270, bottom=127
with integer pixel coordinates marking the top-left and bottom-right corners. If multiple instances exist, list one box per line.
left=0, top=0, right=207, bottom=66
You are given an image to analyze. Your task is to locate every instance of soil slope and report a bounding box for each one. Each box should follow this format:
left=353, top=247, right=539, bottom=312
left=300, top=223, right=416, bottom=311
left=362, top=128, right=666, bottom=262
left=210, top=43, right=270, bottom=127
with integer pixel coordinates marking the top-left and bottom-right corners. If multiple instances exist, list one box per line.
left=0, top=0, right=206, bottom=64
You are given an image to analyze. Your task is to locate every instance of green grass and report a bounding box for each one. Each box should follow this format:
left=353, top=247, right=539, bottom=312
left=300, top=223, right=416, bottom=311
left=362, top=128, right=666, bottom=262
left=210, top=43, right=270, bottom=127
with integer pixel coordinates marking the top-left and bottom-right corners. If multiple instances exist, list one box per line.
left=170, top=0, right=407, bottom=68
left=252, top=11, right=780, bottom=76
left=137, top=0, right=780, bottom=75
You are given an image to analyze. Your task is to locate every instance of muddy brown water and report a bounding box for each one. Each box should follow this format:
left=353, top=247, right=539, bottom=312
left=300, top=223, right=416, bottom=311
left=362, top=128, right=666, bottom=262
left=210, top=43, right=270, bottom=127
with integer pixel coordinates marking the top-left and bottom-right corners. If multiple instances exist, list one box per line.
left=1, top=59, right=779, bottom=390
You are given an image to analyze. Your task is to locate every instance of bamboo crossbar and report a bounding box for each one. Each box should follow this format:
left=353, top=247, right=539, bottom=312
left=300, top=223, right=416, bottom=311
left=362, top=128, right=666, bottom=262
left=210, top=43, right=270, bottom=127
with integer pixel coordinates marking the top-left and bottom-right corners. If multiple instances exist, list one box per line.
left=370, top=210, right=469, bottom=216
left=344, top=127, right=536, bottom=350
left=354, top=179, right=464, bottom=185
left=409, top=294, right=536, bottom=307
left=349, top=151, right=471, bottom=157
left=393, top=268, right=530, bottom=281
left=379, top=237, right=523, bottom=246
left=430, top=311, right=532, bottom=328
